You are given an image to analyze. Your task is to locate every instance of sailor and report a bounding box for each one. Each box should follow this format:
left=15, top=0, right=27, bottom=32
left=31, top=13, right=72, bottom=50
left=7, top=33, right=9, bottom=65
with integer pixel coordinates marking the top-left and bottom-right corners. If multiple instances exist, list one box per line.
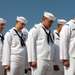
left=60, top=18, right=75, bottom=75
left=22, top=28, right=32, bottom=75
left=2, top=16, right=28, bottom=75
left=53, top=19, right=67, bottom=75
left=27, top=11, right=56, bottom=75
left=0, top=18, right=6, bottom=75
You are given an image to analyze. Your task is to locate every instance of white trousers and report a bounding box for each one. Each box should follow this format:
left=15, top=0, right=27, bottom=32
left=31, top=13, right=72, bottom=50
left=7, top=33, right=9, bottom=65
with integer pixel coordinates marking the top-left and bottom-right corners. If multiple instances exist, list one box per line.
left=32, top=59, right=54, bottom=75
left=64, top=58, right=75, bottom=75
left=6, top=61, right=25, bottom=75
left=53, top=62, right=64, bottom=75
left=0, top=62, right=4, bottom=75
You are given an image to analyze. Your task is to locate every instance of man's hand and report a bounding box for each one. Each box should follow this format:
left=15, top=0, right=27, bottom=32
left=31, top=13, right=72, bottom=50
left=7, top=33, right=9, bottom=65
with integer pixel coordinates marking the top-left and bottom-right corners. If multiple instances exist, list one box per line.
left=4, top=65, right=10, bottom=70
left=53, top=65, right=59, bottom=71
left=29, top=62, right=37, bottom=68
left=63, top=60, right=69, bottom=67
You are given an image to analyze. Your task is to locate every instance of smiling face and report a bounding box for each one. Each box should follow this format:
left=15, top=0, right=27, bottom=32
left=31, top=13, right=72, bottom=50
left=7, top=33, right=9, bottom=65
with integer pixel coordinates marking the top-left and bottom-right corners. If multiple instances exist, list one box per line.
left=42, top=16, right=54, bottom=29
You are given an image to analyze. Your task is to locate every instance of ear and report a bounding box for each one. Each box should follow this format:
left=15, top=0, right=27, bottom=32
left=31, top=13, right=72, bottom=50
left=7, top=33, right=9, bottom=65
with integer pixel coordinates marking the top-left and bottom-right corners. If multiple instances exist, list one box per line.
left=73, top=17, right=75, bottom=21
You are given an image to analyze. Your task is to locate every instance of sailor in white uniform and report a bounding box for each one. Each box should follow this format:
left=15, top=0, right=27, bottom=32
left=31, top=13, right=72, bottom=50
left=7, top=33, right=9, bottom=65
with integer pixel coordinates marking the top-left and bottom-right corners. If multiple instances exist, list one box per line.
left=60, top=18, right=75, bottom=75
left=2, top=16, right=28, bottom=75
left=0, top=18, right=6, bottom=75
left=22, top=28, right=31, bottom=75
left=27, top=11, right=56, bottom=75
left=53, top=19, right=67, bottom=75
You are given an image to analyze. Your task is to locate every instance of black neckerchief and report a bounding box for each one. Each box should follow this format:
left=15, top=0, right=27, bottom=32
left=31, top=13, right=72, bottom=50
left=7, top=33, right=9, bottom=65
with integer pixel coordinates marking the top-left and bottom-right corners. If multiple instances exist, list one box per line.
left=55, top=32, right=60, bottom=37
left=13, top=29, right=25, bottom=47
left=41, top=27, right=54, bottom=44
left=0, top=34, right=4, bottom=43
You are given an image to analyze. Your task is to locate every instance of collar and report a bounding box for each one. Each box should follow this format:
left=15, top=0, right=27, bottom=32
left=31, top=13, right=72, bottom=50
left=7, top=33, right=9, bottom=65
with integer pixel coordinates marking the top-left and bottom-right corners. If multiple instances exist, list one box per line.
left=40, top=23, right=50, bottom=33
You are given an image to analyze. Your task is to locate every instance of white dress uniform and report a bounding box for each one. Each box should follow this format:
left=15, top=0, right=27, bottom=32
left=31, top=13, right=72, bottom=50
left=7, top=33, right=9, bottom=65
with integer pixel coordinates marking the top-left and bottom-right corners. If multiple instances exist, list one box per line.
left=22, top=28, right=31, bottom=75
left=53, top=30, right=64, bottom=75
left=2, top=27, right=28, bottom=75
left=60, top=19, right=75, bottom=75
left=0, top=33, right=4, bottom=75
left=27, top=23, right=54, bottom=75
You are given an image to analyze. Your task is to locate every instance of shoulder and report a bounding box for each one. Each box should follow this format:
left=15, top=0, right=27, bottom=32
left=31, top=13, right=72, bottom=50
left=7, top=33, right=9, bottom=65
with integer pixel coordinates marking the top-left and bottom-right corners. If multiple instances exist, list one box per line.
left=62, top=22, right=71, bottom=30
left=61, top=20, right=75, bottom=32
left=28, top=23, right=42, bottom=38
left=22, top=28, right=28, bottom=35
left=65, top=19, right=75, bottom=27
left=53, top=30, right=57, bottom=33
left=53, top=30, right=58, bottom=36
left=29, top=23, right=41, bottom=34
left=5, top=27, right=15, bottom=37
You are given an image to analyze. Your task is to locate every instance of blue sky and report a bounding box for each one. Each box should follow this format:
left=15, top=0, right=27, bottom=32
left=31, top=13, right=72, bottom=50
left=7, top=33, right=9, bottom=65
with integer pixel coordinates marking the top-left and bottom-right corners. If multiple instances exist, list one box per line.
left=0, top=0, right=75, bottom=34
